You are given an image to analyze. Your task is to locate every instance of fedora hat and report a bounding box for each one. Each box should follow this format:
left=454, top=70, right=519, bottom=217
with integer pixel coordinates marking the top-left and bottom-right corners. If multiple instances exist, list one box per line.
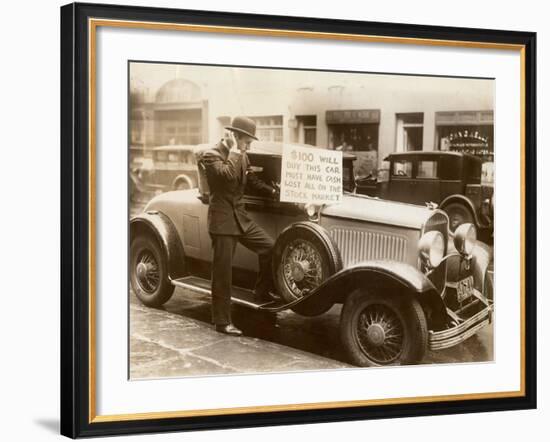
left=224, top=116, right=258, bottom=140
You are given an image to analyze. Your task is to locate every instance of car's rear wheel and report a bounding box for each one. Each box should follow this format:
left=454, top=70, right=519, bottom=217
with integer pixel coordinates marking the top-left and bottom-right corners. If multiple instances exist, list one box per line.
left=130, top=235, right=174, bottom=307
left=445, top=202, right=475, bottom=232
left=340, top=290, right=428, bottom=366
left=173, top=180, right=190, bottom=191
left=273, top=222, right=341, bottom=316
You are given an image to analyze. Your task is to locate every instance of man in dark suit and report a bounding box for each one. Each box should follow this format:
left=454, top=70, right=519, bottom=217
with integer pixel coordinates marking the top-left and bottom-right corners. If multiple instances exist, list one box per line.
left=199, top=116, right=278, bottom=336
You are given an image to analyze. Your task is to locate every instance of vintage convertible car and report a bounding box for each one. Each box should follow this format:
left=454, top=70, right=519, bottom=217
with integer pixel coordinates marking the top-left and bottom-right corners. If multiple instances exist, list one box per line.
left=130, top=142, right=493, bottom=367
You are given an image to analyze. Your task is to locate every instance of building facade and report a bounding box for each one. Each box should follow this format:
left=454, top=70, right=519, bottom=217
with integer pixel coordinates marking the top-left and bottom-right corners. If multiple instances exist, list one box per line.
left=130, top=63, right=494, bottom=176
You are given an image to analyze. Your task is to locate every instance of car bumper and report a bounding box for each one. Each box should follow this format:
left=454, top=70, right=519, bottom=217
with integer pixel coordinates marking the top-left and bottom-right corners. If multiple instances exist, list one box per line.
left=428, top=298, right=493, bottom=351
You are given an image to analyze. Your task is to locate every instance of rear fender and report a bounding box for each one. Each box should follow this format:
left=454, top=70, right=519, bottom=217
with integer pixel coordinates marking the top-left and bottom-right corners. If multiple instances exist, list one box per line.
left=130, top=211, right=186, bottom=280
left=441, top=194, right=482, bottom=227
left=293, top=261, right=448, bottom=330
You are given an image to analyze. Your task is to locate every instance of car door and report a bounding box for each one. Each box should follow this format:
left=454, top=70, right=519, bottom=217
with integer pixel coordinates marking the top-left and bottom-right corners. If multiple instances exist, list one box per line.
left=232, top=154, right=305, bottom=272
left=387, top=157, right=416, bottom=203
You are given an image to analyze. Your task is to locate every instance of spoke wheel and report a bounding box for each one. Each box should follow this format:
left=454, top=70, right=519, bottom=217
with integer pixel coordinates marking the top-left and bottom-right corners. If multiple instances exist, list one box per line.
left=130, top=235, right=174, bottom=307
left=273, top=223, right=342, bottom=316
left=340, top=290, right=428, bottom=367
left=281, top=239, right=324, bottom=300
left=135, top=250, right=160, bottom=293
left=356, top=304, right=404, bottom=364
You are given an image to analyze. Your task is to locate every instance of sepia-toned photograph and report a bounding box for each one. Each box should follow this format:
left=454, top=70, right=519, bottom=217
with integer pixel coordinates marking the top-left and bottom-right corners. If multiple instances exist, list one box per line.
left=128, top=61, right=495, bottom=379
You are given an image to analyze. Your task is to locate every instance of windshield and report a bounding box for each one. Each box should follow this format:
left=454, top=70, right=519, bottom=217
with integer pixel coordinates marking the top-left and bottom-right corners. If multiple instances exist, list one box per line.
left=343, top=160, right=355, bottom=192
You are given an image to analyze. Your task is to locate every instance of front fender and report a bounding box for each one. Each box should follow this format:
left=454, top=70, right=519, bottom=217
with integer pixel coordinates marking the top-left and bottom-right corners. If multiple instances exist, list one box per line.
left=471, top=241, right=492, bottom=295
left=290, top=261, right=448, bottom=330
left=130, top=211, right=186, bottom=280
left=447, top=239, right=492, bottom=296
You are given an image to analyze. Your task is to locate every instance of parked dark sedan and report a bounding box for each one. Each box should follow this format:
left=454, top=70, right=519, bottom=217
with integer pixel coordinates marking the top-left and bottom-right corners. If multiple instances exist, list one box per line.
left=356, top=151, right=494, bottom=231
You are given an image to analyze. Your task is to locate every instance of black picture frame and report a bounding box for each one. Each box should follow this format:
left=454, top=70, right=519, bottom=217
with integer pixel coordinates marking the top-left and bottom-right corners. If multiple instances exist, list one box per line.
left=60, top=2, right=537, bottom=438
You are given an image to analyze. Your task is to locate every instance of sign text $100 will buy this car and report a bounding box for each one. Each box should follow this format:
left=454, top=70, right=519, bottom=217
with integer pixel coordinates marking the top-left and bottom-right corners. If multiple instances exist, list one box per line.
left=280, top=144, right=343, bottom=205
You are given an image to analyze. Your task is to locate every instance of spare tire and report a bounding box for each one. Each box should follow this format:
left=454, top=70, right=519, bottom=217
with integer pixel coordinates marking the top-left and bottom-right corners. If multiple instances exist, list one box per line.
left=272, top=222, right=342, bottom=315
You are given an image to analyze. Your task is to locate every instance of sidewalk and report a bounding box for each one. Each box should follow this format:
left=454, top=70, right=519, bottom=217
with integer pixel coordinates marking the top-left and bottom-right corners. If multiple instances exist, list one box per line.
left=130, top=294, right=351, bottom=379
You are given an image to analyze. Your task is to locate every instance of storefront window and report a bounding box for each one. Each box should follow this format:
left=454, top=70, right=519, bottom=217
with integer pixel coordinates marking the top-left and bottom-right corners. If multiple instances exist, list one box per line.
left=154, top=109, right=202, bottom=146
left=435, top=111, right=494, bottom=163
left=438, top=126, right=493, bottom=160
left=329, top=124, right=378, bottom=152
left=396, top=113, right=424, bottom=152
left=296, top=115, right=317, bottom=146
left=249, top=115, right=283, bottom=142
left=326, top=109, right=380, bottom=176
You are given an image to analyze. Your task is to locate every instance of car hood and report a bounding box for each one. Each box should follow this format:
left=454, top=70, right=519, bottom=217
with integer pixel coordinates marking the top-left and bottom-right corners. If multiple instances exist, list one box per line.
left=321, top=193, right=435, bottom=230
left=145, top=189, right=437, bottom=231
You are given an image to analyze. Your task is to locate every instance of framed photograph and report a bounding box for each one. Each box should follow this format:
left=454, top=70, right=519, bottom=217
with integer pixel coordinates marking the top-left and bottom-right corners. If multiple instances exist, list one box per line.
left=60, top=2, right=536, bottom=438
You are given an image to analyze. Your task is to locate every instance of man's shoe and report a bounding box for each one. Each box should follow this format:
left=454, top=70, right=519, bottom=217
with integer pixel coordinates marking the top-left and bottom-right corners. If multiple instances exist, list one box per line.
left=215, top=324, right=243, bottom=336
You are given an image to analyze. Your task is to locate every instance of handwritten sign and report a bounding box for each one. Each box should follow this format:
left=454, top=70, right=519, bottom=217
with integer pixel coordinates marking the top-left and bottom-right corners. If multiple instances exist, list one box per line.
left=280, top=144, right=343, bottom=205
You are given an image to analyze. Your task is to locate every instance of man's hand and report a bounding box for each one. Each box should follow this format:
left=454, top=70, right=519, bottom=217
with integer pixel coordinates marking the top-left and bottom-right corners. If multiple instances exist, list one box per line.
left=224, top=131, right=240, bottom=153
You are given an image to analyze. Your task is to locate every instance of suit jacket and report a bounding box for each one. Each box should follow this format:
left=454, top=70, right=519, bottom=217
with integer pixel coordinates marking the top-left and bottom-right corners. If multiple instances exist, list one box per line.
left=199, top=140, right=274, bottom=235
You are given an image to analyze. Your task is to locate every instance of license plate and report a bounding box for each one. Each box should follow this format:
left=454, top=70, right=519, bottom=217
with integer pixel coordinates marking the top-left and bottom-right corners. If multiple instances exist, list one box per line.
left=457, top=276, right=474, bottom=303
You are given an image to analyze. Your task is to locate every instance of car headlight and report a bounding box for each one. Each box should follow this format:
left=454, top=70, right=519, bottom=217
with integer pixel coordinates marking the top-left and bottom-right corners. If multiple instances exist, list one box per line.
left=419, top=230, right=445, bottom=268
left=303, top=203, right=319, bottom=220
left=453, top=223, right=477, bottom=255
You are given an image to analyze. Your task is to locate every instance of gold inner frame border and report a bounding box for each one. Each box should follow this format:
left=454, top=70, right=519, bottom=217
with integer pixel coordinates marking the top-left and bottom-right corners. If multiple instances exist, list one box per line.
left=87, top=17, right=527, bottom=424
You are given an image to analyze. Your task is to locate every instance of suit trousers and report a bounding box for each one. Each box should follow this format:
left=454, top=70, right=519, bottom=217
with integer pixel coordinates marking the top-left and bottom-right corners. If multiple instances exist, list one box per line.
left=210, top=222, right=275, bottom=325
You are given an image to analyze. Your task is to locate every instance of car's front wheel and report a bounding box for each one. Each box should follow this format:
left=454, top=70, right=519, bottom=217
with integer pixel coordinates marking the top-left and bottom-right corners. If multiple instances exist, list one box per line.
left=340, top=290, right=428, bottom=366
left=272, top=222, right=341, bottom=316
left=130, top=235, right=174, bottom=307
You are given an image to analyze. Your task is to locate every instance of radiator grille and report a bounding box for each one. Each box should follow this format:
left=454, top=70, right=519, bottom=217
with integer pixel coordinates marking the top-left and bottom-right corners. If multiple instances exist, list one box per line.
left=330, top=228, right=407, bottom=267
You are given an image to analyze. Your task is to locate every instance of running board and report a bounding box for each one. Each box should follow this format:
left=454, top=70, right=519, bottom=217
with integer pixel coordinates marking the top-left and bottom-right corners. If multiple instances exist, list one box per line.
left=171, top=275, right=284, bottom=311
